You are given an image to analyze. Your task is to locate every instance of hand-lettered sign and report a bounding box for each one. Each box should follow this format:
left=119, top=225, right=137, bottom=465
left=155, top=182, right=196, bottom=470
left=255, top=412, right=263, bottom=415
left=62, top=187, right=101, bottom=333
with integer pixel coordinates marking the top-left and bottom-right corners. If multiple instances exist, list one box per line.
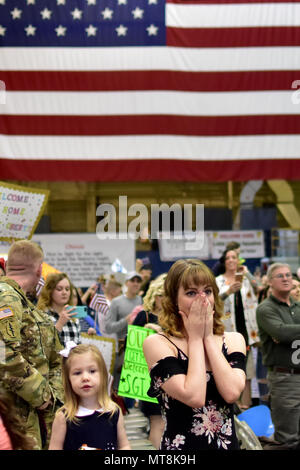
left=118, top=325, right=158, bottom=403
left=0, top=181, right=49, bottom=241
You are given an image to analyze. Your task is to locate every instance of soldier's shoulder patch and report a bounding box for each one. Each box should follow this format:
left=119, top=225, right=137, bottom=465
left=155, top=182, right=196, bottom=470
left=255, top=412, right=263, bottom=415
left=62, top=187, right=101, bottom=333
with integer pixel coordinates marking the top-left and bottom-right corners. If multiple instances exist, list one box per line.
left=0, top=307, right=14, bottom=320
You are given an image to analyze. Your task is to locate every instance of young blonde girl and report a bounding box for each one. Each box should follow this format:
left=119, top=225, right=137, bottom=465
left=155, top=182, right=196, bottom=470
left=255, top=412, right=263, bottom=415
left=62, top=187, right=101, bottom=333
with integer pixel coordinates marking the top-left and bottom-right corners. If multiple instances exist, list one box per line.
left=49, top=343, right=130, bottom=450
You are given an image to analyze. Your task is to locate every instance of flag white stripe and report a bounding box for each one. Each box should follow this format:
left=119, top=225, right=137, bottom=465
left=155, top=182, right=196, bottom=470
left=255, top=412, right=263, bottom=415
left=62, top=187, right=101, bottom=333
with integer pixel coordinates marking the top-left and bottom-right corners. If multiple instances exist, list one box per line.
left=1, top=135, right=300, bottom=160
left=1, top=47, right=300, bottom=71
left=2, top=90, right=298, bottom=116
left=166, top=3, right=300, bottom=28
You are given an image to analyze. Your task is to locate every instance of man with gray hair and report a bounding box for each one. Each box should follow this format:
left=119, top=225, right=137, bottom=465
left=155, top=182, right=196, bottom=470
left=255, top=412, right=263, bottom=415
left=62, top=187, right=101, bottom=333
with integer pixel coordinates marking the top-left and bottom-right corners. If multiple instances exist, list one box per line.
left=256, top=262, right=300, bottom=450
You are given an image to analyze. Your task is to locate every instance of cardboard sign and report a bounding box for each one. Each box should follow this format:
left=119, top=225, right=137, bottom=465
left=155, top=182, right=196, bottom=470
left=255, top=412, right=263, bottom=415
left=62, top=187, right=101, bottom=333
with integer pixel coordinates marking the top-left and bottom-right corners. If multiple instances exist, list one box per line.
left=80, top=333, right=116, bottom=375
left=0, top=181, right=49, bottom=241
left=118, top=325, right=158, bottom=403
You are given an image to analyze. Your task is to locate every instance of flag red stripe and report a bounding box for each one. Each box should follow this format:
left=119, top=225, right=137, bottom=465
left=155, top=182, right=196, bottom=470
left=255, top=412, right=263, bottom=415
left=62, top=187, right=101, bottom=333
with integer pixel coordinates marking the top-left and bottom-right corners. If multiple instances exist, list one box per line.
left=0, top=158, right=299, bottom=182
left=2, top=70, right=298, bottom=92
left=167, top=26, right=300, bottom=48
left=1, top=115, right=300, bottom=136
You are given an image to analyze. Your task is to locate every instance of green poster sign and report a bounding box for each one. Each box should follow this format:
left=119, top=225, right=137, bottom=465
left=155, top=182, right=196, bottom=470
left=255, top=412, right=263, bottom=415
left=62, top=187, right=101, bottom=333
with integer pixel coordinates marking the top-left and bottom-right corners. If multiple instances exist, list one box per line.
left=118, top=325, right=158, bottom=403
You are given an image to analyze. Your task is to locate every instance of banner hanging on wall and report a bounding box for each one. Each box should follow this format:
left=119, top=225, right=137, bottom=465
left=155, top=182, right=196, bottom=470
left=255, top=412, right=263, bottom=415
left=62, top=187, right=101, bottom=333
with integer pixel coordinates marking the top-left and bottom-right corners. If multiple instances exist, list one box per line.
left=32, top=233, right=135, bottom=287
left=0, top=181, right=49, bottom=241
left=158, top=230, right=265, bottom=261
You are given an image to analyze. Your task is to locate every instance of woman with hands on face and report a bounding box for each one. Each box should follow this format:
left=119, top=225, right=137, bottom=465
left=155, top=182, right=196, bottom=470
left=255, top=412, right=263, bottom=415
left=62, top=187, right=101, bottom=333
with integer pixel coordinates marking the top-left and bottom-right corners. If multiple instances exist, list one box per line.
left=143, top=259, right=246, bottom=450
left=37, top=273, right=81, bottom=347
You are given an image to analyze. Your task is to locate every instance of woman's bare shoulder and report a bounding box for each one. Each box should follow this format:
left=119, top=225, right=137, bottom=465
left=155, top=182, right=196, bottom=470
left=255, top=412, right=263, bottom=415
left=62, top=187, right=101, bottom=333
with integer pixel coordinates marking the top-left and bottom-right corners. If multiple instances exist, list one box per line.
left=143, top=333, right=177, bottom=368
left=224, top=331, right=247, bottom=355
left=143, top=332, right=173, bottom=352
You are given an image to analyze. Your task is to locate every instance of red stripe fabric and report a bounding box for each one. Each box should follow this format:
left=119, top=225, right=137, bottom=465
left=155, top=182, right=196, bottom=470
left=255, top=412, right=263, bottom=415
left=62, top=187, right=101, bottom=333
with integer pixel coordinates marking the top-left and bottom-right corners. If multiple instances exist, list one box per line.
left=167, top=27, right=300, bottom=48
left=1, top=158, right=299, bottom=182
left=2, top=115, right=300, bottom=136
left=2, top=70, right=299, bottom=92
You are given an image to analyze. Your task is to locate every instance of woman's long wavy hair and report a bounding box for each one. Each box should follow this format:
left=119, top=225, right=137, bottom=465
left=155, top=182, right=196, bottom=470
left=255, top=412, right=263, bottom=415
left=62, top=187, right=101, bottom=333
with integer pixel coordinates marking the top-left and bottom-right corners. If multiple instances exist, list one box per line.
left=60, top=344, right=119, bottom=423
left=143, top=273, right=167, bottom=313
left=37, top=272, right=73, bottom=311
left=159, top=259, right=224, bottom=338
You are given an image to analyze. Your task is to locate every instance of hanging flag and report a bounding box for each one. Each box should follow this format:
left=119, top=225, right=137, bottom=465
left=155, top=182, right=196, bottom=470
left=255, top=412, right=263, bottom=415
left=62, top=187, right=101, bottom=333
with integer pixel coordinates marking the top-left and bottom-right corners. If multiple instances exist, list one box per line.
left=1, top=0, right=300, bottom=182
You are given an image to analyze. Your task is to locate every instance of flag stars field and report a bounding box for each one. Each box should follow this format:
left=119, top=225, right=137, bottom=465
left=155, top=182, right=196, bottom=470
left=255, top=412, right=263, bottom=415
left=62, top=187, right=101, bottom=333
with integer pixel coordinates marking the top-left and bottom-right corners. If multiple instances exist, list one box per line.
left=25, top=24, right=36, bottom=36
left=101, top=8, right=113, bottom=20
left=10, top=8, right=22, bottom=19
left=116, top=24, right=128, bottom=36
left=85, top=25, right=97, bottom=36
left=40, top=8, right=52, bottom=20
left=132, top=7, right=144, bottom=19
left=71, top=8, right=83, bottom=20
left=55, top=25, right=67, bottom=36
left=146, top=24, right=158, bottom=36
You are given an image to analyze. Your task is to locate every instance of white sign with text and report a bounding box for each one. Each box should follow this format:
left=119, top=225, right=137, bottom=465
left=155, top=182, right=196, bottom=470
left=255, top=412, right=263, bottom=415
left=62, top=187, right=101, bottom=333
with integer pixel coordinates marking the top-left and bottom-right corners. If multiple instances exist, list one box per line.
left=158, top=230, right=265, bottom=261
left=32, top=233, right=135, bottom=287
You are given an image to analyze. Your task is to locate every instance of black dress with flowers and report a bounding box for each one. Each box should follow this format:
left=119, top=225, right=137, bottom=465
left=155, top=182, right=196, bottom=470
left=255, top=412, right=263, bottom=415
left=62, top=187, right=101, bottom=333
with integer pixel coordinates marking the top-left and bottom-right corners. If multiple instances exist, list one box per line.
left=147, top=335, right=246, bottom=450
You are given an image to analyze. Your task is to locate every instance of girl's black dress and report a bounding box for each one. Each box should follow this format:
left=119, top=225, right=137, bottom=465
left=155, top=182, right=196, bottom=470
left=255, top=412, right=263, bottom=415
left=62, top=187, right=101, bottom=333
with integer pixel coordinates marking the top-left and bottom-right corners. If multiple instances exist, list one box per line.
left=63, top=406, right=119, bottom=450
left=147, top=335, right=246, bottom=450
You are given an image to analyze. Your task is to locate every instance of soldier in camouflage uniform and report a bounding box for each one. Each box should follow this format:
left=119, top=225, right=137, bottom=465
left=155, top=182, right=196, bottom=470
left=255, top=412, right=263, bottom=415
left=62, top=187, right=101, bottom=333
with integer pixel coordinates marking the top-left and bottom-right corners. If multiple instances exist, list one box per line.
left=0, top=241, right=64, bottom=449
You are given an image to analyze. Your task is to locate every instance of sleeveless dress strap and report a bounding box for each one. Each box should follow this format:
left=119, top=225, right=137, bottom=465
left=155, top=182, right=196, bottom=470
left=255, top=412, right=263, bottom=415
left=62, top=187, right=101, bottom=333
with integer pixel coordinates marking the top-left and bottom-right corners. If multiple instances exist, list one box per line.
left=158, top=333, right=181, bottom=351
left=157, top=333, right=188, bottom=359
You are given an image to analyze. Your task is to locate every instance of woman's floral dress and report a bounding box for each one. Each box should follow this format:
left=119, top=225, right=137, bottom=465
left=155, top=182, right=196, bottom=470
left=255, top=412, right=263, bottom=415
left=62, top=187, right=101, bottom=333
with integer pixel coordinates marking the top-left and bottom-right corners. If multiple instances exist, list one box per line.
left=147, top=335, right=246, bottom=450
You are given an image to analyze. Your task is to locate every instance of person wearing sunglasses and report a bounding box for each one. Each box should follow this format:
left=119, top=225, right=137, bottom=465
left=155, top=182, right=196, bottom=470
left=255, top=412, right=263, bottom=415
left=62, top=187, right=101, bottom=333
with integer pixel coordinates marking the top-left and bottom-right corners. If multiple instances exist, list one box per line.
left=256, top=263, right=300, bottom=450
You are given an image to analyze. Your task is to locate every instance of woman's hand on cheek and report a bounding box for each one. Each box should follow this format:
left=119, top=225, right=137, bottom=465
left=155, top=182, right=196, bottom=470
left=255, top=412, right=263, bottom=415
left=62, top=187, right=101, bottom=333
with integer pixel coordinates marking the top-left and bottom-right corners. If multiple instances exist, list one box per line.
left=204, top=301, right=214, bottom=338
left=178, top=294, right=206, bottom=339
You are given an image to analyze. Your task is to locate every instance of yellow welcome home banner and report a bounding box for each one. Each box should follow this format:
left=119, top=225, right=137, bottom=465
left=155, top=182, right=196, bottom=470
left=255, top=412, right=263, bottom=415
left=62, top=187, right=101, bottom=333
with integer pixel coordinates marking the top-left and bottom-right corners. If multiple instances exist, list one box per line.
left=0, top=181, right=49, bottom=241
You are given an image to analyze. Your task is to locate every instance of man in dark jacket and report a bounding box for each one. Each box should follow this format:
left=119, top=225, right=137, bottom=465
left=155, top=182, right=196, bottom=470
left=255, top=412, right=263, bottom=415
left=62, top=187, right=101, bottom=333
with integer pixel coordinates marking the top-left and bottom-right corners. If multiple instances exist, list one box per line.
left=256, top=262, right=300, bottom=450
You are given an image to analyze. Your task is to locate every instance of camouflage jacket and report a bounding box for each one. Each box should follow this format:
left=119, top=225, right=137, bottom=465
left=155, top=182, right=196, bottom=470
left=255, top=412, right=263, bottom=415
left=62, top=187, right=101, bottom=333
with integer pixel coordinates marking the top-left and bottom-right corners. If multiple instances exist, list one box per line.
left=0, top=277, right=64, bottom=416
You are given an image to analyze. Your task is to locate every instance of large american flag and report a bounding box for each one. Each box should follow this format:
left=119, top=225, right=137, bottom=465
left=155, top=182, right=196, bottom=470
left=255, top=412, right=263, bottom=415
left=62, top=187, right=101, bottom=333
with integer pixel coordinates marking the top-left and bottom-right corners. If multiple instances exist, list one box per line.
left=1, top=0, right=300, bottom=182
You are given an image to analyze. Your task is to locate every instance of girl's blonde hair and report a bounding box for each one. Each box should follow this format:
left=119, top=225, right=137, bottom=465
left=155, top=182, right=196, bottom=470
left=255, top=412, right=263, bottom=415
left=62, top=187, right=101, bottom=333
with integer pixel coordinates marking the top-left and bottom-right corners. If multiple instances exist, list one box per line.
left=37, top=272, right=73, bottom=311
left=61, top=344, right=119, bottom=422
left=143, top=273, right=167, bottom=312
left=159, top=259, right=225, bottom=338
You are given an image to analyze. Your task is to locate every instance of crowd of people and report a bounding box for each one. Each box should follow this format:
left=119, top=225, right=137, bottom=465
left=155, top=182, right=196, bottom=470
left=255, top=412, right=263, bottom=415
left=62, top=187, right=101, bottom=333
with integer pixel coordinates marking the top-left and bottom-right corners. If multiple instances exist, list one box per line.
left=0, top=239, right=300, bottom=450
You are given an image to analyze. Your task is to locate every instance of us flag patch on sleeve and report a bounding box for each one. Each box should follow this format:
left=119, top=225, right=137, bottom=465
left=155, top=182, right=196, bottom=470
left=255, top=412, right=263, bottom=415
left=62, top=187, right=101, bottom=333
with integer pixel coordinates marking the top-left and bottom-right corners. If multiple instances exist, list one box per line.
left=0, top=308, right=14, bottom=320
